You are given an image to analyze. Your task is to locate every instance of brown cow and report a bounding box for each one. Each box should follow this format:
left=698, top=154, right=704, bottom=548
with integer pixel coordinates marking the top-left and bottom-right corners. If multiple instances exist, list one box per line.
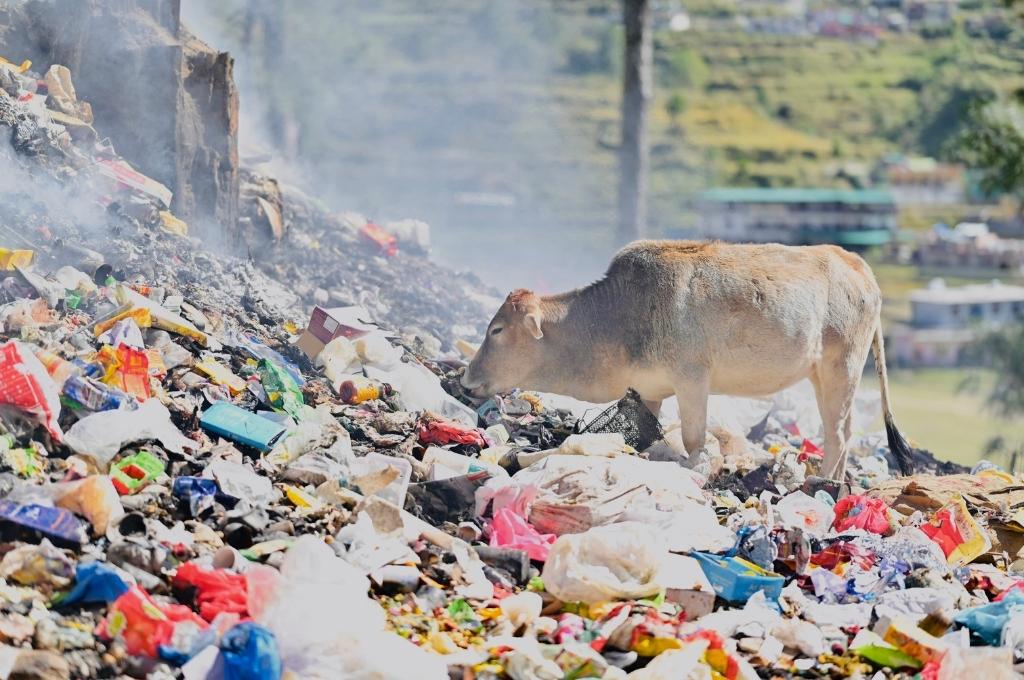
left=461, top=240, right=913, bottom=480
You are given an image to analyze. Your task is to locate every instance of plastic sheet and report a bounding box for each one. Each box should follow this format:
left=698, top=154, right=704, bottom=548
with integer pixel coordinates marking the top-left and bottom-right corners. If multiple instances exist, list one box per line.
left=64, top=399, right=195, bottom=470
left=541, top=522, right=668, bottom=604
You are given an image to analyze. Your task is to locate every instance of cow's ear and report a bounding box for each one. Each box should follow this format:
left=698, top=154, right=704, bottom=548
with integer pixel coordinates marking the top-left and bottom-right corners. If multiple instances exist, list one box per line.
left=524, top=311, right=543, bottom=339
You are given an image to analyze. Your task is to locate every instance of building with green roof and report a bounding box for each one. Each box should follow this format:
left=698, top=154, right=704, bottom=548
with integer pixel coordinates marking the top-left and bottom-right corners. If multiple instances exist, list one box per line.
left=696, top=187, right=897, bottom=248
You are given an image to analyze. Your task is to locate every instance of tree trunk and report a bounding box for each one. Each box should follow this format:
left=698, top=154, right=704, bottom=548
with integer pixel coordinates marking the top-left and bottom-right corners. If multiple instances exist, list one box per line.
left=618, top=0, right=652, bottom=244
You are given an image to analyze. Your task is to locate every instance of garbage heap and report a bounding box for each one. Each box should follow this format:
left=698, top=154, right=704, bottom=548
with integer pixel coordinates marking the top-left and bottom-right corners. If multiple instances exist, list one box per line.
left=3, top=54, right=1024, bottom=680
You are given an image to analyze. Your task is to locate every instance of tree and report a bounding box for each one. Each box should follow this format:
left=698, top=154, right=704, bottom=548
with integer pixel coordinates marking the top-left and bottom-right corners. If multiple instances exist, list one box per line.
left=962, top=325, right=1024, bottom=472
left=951, top=99, right=1024, bottom=201
left=666, top=92, right=686, bottom=131
left=617, top=0, right=652, bottom=244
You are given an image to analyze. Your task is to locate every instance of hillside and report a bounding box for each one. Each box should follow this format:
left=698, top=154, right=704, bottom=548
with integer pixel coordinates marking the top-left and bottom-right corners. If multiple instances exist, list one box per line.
left=194, top=1, right=1022, bottom=290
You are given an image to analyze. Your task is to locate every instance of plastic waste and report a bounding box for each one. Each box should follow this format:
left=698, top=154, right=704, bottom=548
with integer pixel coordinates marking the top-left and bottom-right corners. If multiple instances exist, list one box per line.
left=206, top=460, right=277, bottom=507
left=774, top=490, right=833, bottom=536
left=64, top=398, right=195, bottom=470
left=173, top=562, right=249, bottom=622
left=541, top=522, right=668, bottom=604
left=52, top=474, right=124, bottom=535
left=94, top=343, right=151, bottom=400
left=257, top=359, right=304, bottom=420
left=365, top=359, right=477, bottom=426
left=319, top=335, right=360, bottom=378
left=257, top=536, right=447, bottom=679
left=920, top=494, right=992, bottom=567
left=56, top=561, right=131, bottom=605
left=110, top=450, right=165, bottom=494
left=488, top=507, right=556, bottom=562
left=0, top=539, right=74, bottom=587
left=349, top=453, right=411, bottom=508
left=98, top=585, right=208, bottom=657
left=194, top=357, right=247, bottom=395
left=832, top=494, right=895, bottom=535
left=953, top=591, right=1024, bottom=646
left=221, top=622, right=282, bottom=680
left=692, top=551, right=785, bottom=603
left=0, top=340, right=62, bottom=440
left=0, top=499, right=87, bottom=544
left=199, top=402, right=287, bottom=451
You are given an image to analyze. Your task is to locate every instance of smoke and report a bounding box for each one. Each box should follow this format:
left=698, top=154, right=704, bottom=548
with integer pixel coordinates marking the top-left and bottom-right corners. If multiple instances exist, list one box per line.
left=181, top=0, right=618, bottom=293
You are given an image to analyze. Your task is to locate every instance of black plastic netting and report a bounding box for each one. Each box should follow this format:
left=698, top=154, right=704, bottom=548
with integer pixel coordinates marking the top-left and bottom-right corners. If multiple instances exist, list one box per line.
left=577, top=388, right=663, bottom=452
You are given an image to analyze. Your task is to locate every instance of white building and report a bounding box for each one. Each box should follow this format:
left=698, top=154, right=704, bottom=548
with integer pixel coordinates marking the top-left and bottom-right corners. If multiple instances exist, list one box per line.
left=890, top=279, right=1024, bottom=367
left=696, top=187, right=898, bottom=248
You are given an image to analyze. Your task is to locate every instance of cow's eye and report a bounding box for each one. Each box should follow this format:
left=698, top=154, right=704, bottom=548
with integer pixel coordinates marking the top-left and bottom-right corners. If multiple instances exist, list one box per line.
left=490, top=326, right=504, bottom=336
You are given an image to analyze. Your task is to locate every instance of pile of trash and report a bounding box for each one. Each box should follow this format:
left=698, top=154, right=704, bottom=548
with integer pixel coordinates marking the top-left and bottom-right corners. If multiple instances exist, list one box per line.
left=3, top=53, right=1024, bottom=680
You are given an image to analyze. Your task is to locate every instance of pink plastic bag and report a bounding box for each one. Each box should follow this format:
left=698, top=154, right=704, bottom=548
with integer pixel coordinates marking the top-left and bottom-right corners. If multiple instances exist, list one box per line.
left=832, top=494, right=893, bottom=535
left=488, top=507, right=556, bottom=561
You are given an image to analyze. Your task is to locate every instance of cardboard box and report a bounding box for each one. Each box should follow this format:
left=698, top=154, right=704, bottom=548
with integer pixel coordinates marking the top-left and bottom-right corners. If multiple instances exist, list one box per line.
left=295, top=329, right=326, bottom=361
left=307, top=305, right=376, bottom=345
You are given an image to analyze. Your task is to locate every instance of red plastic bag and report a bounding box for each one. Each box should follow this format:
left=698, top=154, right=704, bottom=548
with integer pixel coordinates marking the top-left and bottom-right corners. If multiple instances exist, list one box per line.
left=0, top=340, right=62, bottom=440
left=488, top=507, right=556, bottom=562
left=832, top=494, right=894, bottom=536
left=418, top=417, right=487, bottom=447
left=173, top=561, right=249, bottom=622
left=97, top=585, right=207, bottom=657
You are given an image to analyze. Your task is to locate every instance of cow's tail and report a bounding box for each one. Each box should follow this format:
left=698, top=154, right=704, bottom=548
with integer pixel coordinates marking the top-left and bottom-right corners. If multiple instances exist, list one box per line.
left=871, top=322, right=914, bottom=475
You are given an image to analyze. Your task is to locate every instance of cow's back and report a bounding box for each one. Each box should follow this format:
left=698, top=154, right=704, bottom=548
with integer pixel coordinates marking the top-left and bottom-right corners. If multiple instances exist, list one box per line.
left=607, top=241, right=880, bottom=394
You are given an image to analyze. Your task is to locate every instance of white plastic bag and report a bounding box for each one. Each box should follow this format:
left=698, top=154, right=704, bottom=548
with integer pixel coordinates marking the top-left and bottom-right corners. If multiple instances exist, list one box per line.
left=774, top=491, right=833, bottom=537
left=63, top=398, right=195, bottom=470
left=259, top=536, right=446, bottom=679
left=541, top=522, right=668, bottom=604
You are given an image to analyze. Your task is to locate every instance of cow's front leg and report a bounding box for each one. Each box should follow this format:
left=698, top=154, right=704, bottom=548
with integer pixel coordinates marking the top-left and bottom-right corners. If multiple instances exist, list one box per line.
left=674, top=372, right=710, bottom=457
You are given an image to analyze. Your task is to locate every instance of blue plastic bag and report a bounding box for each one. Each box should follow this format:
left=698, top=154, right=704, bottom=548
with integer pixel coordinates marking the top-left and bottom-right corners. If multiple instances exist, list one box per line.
left=953, top=591, right=1024, bottom=645
left=221, top=622, right=282, bottom=680
left=57, top=562, right=130, bottom=605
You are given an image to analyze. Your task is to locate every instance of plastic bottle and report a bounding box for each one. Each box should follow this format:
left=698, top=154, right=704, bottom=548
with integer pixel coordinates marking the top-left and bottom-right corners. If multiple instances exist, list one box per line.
left=338, top=376, right=392, bottom=405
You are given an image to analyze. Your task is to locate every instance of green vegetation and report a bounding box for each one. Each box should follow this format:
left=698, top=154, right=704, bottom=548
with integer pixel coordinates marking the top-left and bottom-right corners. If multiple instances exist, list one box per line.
left=881, top=369, right=1016, bottom=465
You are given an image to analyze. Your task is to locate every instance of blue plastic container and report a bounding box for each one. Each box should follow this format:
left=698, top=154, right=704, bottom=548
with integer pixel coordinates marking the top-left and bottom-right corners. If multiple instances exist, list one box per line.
left=199, top=402, right=287, bottom=451
left=691, top=551, right=785, bottom=603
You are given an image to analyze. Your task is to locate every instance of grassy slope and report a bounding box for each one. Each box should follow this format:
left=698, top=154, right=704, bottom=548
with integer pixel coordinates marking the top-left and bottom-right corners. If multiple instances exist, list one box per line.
left=882, top=369, right=1019, bottom=466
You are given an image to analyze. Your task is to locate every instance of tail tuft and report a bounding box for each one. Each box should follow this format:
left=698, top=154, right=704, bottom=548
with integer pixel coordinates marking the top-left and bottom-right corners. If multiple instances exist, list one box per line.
left=884, top=414, right=914, bottom=476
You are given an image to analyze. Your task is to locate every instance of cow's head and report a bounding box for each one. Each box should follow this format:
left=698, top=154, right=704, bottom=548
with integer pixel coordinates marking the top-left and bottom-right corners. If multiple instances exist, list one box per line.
left=461, top=289, right=545, bottom=397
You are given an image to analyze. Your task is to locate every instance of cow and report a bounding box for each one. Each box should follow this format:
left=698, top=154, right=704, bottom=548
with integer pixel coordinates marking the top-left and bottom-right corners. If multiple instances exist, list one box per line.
left=461, top=240, right=913, bottom=480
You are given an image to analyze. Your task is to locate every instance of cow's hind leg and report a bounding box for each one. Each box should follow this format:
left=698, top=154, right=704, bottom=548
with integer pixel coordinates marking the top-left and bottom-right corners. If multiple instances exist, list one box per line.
left=811, top=338, right=873, bottom=480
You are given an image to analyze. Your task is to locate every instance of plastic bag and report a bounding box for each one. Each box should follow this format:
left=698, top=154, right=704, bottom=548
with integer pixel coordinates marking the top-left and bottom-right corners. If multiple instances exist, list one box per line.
left=57, top=562, right=130, bottom=605
left=541, top=522, right=667, bottom=604
left=365, top=360, right=477, bottom=426
left=0, top=340, right=62, bottom=440
left=52, top=474, right=125, bottom=535
left=221, top=622, right=282, bottom=680
left=488, top=507, right=556, bottom=562
left=257, top=536, right=447, bottom=679
left=832, top=494, right=894, bottom=536
left=952, top=591, right=1024, bottom=646
left=173, top=562, right=249, bottom=622
left=257, top=359, right=304, bottom=420
left=775, top=490, right=833, bottom=537
left=64, top=398, right=195, bottom=470
left=919, top=494, right=991, bottom=567
left=98, top=585, right=207, bottom=657
left=349, top=453, right=411, bottom=508
left=95, top=344, right=151, bottom=400
left=320, top=335, right=360, bottom=380
left=206, top=460, right=277, bottom=507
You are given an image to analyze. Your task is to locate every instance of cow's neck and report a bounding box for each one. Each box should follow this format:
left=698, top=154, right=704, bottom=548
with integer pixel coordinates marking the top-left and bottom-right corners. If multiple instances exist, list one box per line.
left=518, top=280, right=628, bottom=402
